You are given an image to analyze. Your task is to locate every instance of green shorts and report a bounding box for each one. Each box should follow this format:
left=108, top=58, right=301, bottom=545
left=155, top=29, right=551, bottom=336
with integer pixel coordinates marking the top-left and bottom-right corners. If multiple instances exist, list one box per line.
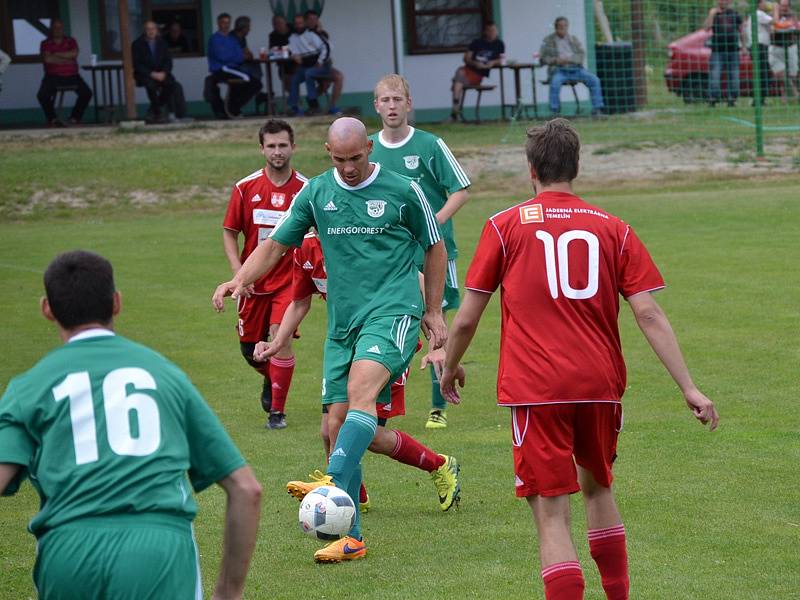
left=34, top=515, right=201, bottom=600
left=443, top=259, right=461, bottom=311
left=322, top=314, right=420, bottom=406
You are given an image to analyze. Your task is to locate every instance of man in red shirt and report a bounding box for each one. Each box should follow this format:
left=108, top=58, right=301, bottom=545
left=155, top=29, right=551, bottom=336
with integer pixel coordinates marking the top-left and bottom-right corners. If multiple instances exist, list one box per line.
left=36, top=19, right=92, bottom=127
left=222, top=119, right=307, bottom=429
left=439, top=119, right=719, bottom=600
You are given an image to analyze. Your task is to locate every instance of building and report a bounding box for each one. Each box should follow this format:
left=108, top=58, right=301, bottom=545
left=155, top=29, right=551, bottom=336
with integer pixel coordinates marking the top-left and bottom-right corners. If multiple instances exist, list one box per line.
left=0, top=0, right=595, bottom=126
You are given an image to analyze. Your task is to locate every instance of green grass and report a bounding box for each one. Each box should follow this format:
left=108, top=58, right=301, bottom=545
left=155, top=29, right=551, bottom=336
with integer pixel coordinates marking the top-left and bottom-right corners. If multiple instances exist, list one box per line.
left=0, top=126, right=799, bottom=599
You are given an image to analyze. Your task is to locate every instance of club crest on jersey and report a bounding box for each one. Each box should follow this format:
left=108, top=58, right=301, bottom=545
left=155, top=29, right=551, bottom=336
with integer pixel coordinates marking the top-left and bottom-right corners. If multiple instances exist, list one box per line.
left=270, top=192, right=286, bottom=207
left=366, top=200, right=386, bottom=218
left=403, top=155, right=420, bottom=169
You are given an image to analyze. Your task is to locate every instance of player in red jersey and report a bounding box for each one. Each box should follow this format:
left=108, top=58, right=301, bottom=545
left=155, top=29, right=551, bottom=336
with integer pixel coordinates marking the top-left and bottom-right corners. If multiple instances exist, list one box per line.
left=439, top=119, right=719, bottom=600
left=254, top=232, right=463, bottom=512
left=222, top=119, right=307, bottom=429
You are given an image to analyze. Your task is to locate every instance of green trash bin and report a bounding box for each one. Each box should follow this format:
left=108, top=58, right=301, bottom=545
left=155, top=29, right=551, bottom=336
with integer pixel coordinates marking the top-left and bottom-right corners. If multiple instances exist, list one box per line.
left=595, top=42, right=636, bottom=114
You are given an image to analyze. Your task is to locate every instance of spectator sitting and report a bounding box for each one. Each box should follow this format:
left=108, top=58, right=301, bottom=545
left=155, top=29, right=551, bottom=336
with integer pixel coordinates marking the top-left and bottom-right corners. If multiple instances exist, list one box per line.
left=0, top=49, right=10, bottom=95
left=305, top=9, right=343, bottom=115
left=164, top=21, right=191, bottom=54
left=133, top=20, right=179, bottom=123
left=770, top=0, right=799, bottom=100
left=450, top=21, right=505, bottom=121
left=232, top=15, right=262, bottom=82
left=287, top=13, right=330, bottom=115
left=203, top=12, right=261, bottom=119
left=540, top=16, right=605, bottom=116
left=269, top=14, right=294, bottom=92
left=36, top=19, right=92, bottom=127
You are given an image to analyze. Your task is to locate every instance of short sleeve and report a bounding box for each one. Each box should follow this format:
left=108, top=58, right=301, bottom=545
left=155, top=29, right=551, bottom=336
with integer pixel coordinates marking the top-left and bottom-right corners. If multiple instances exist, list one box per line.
left=405, top=181, right=442, bottom=250
left=618, top=225, right=665, bottom=298
left=465, top=219, right=505, bottom=294
left=468, top=39, right=480, bottom=54
left=181, top=376, right=246, bottom=493
left=0, top=381, right=35, bottom=496
left=222, top=185, right=243, bottom=231
left=431, top=138, right=471, bottom=195
left=270, top=184, right=316, bottom=247
left=292, top=246, right=317, bottom=301
left=498, top=41, right=506, bottom=55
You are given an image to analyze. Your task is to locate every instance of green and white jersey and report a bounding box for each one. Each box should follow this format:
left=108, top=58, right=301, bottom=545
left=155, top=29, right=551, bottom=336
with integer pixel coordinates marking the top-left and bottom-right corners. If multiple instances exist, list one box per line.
left=270, top=163, right=441, bottom=339
left=369, top=126, right=470, bottom=260
left=0, top=329, right=245, bottom=538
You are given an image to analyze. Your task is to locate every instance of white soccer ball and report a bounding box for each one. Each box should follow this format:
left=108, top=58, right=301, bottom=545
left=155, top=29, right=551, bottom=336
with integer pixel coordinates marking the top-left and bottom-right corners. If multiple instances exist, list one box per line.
left=298, top=486, right=356, bottom=540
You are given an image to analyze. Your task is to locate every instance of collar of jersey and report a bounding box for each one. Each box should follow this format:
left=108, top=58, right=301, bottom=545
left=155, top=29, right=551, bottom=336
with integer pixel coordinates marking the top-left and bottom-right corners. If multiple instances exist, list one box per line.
left=68, top=328, right=115, bottom=343
left=332, top=162, right=381, bottom=191
left=378, top=126, right=415, bottom=149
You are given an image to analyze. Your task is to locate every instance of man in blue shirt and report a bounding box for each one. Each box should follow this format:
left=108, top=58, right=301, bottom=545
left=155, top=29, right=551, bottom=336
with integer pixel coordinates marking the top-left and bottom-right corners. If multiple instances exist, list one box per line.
left=203, top=12, right=261, bottom=119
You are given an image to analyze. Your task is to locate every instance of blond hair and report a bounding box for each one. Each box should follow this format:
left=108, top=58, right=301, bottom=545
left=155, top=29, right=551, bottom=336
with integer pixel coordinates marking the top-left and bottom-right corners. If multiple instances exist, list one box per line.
left=374, top=74, right=411, bottom=100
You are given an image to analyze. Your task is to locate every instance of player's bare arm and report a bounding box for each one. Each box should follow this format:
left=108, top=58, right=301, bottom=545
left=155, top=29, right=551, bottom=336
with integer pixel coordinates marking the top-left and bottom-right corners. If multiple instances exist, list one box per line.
left=211, top=466, right=262, bottom=600
left=627, top=292, right=719, bottom=430
left=435, top=189, right=469, bottom=225
left=0, top=463, right=20, bottom=495
left=421, top=240, right=448, bottom=349
left=253, top=295, right=312, bottom=361
left=222, top=228, right=243, bottom=274
left=440, top=289, right=492, bottom=403
left=212, top=238, right=289, bottom=312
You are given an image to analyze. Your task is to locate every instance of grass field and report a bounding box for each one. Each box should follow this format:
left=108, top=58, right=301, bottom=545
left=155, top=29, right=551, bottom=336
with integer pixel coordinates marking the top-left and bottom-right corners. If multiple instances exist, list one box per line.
left=0, top=120, right=798, bottom=599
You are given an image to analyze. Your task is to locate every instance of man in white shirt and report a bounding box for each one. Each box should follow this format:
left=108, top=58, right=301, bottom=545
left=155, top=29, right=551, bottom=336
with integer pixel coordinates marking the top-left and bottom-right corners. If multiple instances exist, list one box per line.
left=746, top=0, right=773, bottom=104
left=287, top=13, right=330, bottom=115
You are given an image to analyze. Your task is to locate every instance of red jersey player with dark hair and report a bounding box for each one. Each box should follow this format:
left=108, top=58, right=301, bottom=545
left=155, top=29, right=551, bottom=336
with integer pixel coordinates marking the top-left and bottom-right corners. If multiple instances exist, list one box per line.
left=439, top=119, right=719, bottom=600
left=222, top=119, right=307, bottom=429
left=254, top=232, right=463, bottom=513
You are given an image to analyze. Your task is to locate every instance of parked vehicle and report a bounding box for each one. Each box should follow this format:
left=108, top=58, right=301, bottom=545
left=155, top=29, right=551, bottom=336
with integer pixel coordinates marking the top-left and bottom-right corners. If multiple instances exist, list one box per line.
left=664, top=29, right=779, bottom=102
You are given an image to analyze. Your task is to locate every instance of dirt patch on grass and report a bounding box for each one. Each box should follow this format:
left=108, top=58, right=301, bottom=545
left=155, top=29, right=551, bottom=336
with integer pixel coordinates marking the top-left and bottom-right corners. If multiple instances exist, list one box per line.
left=460, top=138, right=800, bottom=190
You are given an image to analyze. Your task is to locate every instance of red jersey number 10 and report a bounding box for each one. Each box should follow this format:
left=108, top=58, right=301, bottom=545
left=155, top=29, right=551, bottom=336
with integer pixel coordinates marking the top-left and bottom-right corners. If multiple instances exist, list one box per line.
left=535, top=230, right=599, bottom=300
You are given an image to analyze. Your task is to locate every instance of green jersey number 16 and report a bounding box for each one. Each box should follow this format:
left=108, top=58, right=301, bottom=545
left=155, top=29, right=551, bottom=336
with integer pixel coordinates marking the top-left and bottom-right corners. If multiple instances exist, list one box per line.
left=52, top=368, right=161, bottom=465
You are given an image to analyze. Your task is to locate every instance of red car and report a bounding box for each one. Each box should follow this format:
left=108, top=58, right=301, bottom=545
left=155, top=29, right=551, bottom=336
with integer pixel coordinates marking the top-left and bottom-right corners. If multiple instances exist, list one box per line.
left=664, top=29, right=778, bottom=102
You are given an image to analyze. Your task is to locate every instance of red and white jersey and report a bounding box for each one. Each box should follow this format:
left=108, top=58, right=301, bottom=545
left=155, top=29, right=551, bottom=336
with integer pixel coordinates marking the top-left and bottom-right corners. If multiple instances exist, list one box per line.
left=292, top=233, right=327, bottom=301
left=223, top=169, right=307, bottom=294
left=465, top=191, right=665, bottom=407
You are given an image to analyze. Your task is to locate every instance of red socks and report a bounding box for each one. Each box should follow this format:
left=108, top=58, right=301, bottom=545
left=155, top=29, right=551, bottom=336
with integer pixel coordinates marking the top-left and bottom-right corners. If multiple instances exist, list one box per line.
left=268, top=356, right=295, bottom=414
left=389, top=431, right=446, bottom=472
left=359, top=481, right=369, bottom=503
left=588, top=525, right=629, bottom=600
left=541, top=561, right=585, bottom=600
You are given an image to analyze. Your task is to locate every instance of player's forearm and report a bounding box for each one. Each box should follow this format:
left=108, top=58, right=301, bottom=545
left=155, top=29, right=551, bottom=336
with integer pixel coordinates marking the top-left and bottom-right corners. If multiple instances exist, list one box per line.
left=634, top=302, right=697, bottom=395
left=444, top=314, right=478, bottom=371
left=214, top=468, right=262, bottom=599
left=222, top=230, right=242, bottom=274
left=274, top=297, right=311, bottom=345
left=436, top=189, right=469, bottom=225
left=0, top=463, right=21, bottom=495
left=234, top=239, right=287, bottom=287
left=422, top=241, right=447, bottom=313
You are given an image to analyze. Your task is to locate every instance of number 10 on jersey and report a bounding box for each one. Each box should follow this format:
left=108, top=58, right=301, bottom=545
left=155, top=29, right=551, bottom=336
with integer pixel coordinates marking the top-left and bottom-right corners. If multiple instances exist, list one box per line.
left=536, top=230, right=599, bottom=300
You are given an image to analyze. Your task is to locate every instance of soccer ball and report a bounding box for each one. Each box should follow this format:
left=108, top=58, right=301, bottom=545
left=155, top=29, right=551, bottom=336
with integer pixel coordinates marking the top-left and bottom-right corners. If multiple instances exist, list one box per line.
left=298, top=486, right=356, bottom=540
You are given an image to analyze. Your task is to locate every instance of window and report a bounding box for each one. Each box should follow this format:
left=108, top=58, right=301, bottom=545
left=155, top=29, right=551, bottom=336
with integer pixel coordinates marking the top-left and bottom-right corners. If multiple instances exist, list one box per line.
left=0, top=0, right=60, bottom=63
left=405, top=0, right=493, bottom=55
left=98, top=0, right=203, bottom=59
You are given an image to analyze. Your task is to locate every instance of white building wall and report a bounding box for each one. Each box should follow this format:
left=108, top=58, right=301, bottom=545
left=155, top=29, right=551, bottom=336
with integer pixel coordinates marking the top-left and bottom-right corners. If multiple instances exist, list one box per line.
left=0, top=0, right=591, bottom=114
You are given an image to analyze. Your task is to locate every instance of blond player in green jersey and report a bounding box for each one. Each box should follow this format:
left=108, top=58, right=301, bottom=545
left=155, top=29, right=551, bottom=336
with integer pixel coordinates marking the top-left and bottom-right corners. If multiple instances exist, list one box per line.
left=0, top=251, right=262, bottom=600
left=369, top=74, right=471, bottom=430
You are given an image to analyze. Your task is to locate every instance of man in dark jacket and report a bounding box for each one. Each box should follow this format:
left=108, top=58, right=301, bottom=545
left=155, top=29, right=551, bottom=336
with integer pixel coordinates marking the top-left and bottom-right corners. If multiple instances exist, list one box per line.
left=132, top=21, right=179, bottom=122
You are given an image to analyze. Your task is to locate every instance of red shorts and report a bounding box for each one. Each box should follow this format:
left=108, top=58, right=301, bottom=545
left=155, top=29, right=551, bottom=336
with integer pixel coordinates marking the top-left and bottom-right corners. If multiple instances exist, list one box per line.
left=236, top=286, right=293, bottom=343
left=455, top=66, right=484, bottom=86
left=511, top=403, right=622, bottom=498
left=377, top=368, right=409, bottom=420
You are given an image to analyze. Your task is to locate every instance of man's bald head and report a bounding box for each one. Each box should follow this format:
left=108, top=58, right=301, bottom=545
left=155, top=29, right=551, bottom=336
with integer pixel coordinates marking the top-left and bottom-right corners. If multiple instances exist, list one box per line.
left=325, top=118, right=374, bottom=187
left=327, top=117, right=368, bottom=146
